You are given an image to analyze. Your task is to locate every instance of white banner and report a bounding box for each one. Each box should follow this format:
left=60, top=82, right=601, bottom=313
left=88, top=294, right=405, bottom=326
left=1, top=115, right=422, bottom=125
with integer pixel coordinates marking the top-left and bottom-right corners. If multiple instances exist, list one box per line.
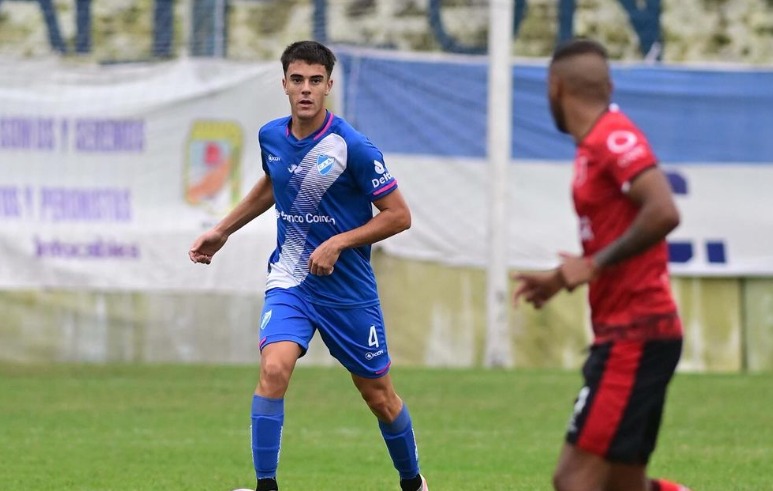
left=382, top=156, right=773, bottom=277
left=0, top=58, right=286, bottom=292
left=336, top=48, right=773, bottom=277
left=2, top=57, right=770, bottom=293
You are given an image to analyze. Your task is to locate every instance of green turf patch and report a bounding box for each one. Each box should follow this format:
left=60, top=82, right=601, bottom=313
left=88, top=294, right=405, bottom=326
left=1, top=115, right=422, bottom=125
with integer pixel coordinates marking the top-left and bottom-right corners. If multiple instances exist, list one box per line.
left=0, top=364, right=769, bottom=490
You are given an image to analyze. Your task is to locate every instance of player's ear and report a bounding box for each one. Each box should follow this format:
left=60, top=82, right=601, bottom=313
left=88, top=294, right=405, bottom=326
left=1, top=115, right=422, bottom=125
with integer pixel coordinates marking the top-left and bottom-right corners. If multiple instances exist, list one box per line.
left=282, top=78, right=288, bottom=94
left=325, top=78, right=333, bottom=95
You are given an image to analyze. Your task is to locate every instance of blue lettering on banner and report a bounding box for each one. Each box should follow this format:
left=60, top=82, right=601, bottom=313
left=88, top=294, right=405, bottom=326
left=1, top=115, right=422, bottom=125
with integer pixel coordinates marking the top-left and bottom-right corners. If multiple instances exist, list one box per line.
left=0, top=186, right=133, bottom=223
left=0, top=117, right=55, bottom=150
left=39, top=187, right=132, bottom=222
left=668, top=241, right=727, bottom=265
left=34, top=236, right=140, bottom=260
left=665, top=170, right=726, bottom=265
left=75, top=119, right=144, bottom=152
left=665, top=171, right=688, bottom=195
left=705, top=241, right=727, bottom=264
left=667, top=241, right=693, bottom=263
left=0, top=115, right=146, bottom=153
left=0, top=186, right=22, bottom=218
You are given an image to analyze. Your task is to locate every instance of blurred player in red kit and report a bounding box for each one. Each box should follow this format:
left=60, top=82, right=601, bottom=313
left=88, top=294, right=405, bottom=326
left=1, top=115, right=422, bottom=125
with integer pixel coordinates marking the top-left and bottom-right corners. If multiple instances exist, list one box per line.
left=513, top=38, right=692, bottom=491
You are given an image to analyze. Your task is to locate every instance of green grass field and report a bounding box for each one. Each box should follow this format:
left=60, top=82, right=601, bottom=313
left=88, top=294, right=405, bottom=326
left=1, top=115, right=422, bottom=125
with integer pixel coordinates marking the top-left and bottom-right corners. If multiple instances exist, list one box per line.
left=1, top=364, right=770, bottom=491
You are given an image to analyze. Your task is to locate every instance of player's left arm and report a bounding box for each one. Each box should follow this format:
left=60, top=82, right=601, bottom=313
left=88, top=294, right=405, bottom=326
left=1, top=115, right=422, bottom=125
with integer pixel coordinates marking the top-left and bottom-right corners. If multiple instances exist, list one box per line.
left=307, top=189, right=411, bottom=276
left=559, top=165, right=680, bottom=288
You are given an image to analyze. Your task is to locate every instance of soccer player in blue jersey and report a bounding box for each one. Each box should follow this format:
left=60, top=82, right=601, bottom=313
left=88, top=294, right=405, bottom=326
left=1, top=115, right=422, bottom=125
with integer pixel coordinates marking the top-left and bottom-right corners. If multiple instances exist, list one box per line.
left=189, top=40, right=428, bottom=491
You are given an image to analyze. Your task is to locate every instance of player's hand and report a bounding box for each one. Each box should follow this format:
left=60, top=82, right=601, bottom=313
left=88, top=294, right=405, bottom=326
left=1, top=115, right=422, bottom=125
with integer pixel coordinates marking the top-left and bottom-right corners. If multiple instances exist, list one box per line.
left=558, top=252, right=598, bottom=291
left=189, top=229, right=228, bottom=264
left=308, top=237, right=342, bottom=276
left=511, top=269, right=566, bottom=309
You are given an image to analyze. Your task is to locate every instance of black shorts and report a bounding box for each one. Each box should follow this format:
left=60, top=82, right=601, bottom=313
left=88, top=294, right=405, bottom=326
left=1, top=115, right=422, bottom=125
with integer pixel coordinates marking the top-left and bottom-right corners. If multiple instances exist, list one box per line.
left=565, top=338, right=682, bottom=464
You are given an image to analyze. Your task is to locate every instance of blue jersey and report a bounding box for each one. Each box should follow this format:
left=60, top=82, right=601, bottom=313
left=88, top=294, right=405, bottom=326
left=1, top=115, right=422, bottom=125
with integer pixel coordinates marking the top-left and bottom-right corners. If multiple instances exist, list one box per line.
left=259, top=111, right=398, bottom=307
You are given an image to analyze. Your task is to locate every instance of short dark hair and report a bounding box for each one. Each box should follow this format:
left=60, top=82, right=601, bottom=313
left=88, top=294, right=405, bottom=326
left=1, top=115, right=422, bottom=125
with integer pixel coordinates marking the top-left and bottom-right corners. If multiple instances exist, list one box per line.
left=551, top=38, right=608, bottom=64
left=281, top=41, right=337, bottom=77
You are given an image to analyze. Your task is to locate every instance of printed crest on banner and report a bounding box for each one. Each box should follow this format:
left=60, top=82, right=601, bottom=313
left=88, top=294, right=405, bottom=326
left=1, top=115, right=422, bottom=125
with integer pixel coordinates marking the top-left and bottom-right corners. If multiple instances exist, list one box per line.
left=183, top=120, right=244, bottom=215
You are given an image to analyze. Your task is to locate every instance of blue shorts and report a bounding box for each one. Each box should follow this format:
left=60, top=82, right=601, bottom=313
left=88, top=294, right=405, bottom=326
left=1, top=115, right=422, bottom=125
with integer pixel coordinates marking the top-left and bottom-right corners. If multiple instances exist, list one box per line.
left=258, top=288, right=392, bottom=378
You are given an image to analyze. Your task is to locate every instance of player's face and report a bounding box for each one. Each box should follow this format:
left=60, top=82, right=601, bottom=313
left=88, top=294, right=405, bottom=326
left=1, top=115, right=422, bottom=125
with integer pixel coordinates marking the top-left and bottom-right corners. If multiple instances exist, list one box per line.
left=283, top=61, right=333, bottom=123
left=548, top=70, right=568, bottom=134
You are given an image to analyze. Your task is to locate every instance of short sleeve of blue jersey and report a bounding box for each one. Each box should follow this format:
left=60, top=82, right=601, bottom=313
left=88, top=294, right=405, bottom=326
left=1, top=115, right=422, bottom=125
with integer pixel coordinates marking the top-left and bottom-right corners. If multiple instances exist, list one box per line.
left=347, top=137, right=398, bottom=201
left=258, top=129, right=269, bottom=176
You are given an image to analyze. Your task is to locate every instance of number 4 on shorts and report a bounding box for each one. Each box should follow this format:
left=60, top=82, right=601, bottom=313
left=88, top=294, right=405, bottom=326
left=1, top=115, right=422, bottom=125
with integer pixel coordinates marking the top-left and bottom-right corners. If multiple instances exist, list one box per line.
left=368, top=325, right=379, bottom=348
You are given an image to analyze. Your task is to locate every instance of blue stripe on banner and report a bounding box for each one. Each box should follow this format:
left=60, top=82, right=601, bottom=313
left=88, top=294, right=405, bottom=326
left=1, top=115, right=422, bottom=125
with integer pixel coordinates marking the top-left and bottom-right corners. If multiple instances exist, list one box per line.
left=338, top=50, right=773, bottom=164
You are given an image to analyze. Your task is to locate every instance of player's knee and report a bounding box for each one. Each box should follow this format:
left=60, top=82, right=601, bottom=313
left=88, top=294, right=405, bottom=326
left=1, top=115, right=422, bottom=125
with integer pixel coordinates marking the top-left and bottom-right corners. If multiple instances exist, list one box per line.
left=552, top=473, right=599, bottom=491
left=362, top=389, right=400, bottom=421
left=259, top=359, right=292, bottom=395
left=552, top=468, right=579, bottom=491
left=363, top=391, right=387, bottom=412
left=552, top=472, right=567, bottom=491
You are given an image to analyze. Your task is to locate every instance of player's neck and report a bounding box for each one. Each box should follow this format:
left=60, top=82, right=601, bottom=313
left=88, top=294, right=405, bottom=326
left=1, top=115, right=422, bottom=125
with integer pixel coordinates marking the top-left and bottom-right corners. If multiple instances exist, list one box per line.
left=289, top=110, right=328, bottom=140
left=569, top=103, right=608, bottom=143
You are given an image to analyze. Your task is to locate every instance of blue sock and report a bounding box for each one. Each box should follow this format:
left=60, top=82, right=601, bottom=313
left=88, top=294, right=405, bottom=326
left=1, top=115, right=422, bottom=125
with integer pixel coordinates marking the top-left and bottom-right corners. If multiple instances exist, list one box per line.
left=251, top=395, right=284, bottom=480
left=379, top=404, right=420, bottom=480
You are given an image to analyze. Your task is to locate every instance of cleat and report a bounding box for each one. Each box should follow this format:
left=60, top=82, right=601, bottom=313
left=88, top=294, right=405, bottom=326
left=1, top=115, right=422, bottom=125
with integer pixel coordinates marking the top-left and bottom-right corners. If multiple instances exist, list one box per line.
left=400, top=474, right=428, bottom=491
left=255, top=477, right=279, bottom=491
left=419, top=474, right=429, bottom=490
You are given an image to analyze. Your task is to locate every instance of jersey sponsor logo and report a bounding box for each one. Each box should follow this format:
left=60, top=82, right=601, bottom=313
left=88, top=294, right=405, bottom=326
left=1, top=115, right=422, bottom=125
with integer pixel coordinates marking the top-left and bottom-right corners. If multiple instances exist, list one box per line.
left=287, top=163, right=302, bottom=174
left=365, top=349, right=385, bottom=360
left=316, top=154, right=335, bottom=175
left=276, top=209, right=337, bottom=226
left=268, top=154, right=281, bottom=162
left=617, top=144, right=647, bottom=168
left=373, top=160, right=386, bottom=174
left=579, top=216, right=594, bottom=242
left=260, top=309, right=272, bottom=330
left=371, top=171, right=393, bottom=188
left=606, top=130, right=638, bottom=154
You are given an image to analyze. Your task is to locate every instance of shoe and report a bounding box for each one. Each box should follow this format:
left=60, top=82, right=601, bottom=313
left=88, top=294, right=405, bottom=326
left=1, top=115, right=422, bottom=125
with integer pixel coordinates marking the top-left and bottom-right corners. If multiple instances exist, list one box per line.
left=419, top=474, right=428, bottom=491
left=256, top=477, right=279, bottom=491
left=400, top=474, right=428, bottom=491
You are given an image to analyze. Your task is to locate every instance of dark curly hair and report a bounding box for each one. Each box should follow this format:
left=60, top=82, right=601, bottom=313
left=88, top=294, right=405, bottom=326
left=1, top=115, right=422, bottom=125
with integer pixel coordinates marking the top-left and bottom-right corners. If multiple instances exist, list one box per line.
left=281, top=41, right=336, bottom=77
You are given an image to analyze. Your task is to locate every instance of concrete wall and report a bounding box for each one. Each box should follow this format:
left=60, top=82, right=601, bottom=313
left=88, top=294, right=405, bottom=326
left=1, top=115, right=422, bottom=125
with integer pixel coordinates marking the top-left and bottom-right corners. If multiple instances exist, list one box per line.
left=2, top=251, right=770, bottom=372
left=376, top=253, right=765, bottom=373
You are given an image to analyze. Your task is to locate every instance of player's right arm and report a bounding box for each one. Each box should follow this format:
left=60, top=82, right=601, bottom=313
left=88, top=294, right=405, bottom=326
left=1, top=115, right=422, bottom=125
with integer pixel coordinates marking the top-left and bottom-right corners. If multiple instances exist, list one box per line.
left=592, top=166, right=680, bottom=267
left=189, top=175, right=275, bottom=264
left=558, top=166, right=679, bottom=288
